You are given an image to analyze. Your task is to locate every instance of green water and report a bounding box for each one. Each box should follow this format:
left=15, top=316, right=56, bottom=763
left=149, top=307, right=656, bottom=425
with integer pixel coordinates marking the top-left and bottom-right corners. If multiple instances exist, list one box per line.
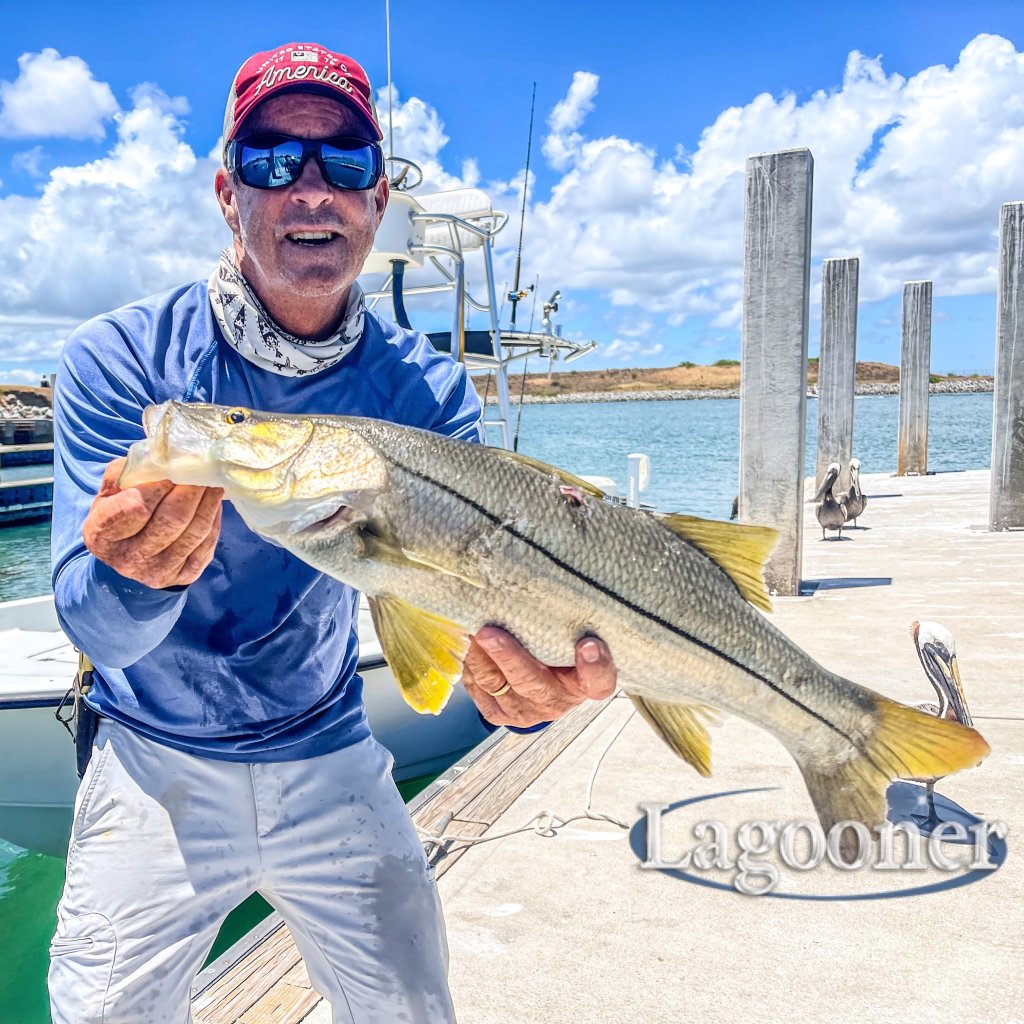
left=0, top=771, right=441, bottom=1024
left=0, top=520, right=51, bottom=602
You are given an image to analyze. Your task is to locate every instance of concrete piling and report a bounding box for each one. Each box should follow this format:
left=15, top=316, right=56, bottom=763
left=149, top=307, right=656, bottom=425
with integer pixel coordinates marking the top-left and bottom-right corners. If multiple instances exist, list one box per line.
left=897, top=281, right=932, bottom=476
left=739, top=148, right=813, bottom=595
left=990, top=201, right=1024, bottom=530
left=816, top=258, right=859, bottom=493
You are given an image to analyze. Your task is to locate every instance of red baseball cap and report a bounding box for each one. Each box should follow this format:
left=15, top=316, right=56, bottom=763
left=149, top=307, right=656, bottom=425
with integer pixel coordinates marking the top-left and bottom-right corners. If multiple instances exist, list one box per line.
left=223, top=43, right=382, bottom=152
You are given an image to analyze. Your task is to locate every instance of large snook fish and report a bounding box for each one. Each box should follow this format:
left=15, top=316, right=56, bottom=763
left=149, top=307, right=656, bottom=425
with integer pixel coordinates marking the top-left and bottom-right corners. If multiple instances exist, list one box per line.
left=121, top=401, right=989, bottom=841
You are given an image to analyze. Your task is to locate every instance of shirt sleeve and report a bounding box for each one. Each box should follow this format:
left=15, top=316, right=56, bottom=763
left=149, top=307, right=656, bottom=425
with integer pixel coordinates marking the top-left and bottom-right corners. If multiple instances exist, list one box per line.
left=51, top=317, right=189, bottom=669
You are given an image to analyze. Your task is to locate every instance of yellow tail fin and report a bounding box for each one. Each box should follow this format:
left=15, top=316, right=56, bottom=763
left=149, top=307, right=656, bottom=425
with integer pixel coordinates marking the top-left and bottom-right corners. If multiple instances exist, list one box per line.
left=798, top=696, right=990, bottom=853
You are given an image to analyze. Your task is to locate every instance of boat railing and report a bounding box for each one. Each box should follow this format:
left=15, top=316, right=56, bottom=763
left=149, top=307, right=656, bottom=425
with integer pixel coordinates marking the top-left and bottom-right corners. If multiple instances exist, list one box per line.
left=360, top=177, right=597, bottom=450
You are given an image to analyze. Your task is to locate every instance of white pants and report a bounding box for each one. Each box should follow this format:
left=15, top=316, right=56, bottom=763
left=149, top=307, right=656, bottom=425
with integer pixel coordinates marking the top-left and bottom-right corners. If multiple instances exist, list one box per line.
left=49, top=719, right=454, bottom=1024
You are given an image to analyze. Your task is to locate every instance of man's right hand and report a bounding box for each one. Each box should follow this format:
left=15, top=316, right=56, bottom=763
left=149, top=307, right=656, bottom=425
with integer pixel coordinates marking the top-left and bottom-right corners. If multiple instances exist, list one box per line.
left=83, top=457, right=224, bottom=590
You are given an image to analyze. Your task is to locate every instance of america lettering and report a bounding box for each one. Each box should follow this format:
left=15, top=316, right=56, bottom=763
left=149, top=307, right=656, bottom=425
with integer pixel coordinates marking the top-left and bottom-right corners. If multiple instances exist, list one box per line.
left=255, top=66, right=354, bottom=96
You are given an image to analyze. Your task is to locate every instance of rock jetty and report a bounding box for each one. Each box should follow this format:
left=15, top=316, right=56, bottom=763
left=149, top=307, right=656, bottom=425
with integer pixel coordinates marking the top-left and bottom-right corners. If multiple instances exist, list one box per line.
left=487, top=377, right=994, bottom=405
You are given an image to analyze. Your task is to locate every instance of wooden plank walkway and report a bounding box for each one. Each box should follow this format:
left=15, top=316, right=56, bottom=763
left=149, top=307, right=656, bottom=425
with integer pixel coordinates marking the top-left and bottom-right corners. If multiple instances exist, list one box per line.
left=190, top=698, right=609, bottom=1023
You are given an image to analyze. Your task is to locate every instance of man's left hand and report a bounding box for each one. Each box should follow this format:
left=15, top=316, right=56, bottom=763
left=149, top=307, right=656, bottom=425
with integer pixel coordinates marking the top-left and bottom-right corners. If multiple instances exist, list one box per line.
left=462, top=627, right=616, bottom=729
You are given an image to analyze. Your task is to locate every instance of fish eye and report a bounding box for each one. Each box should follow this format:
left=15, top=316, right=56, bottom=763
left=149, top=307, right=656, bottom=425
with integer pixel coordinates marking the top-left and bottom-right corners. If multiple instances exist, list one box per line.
left=225, top=408, right=249, bottom=426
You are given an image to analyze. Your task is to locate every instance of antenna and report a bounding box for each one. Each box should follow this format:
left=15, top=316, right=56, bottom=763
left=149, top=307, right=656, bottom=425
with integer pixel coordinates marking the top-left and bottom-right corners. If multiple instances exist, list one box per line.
left=508, top=83, right=536, bottom=331
left=385, top=0, right=395, bottom=162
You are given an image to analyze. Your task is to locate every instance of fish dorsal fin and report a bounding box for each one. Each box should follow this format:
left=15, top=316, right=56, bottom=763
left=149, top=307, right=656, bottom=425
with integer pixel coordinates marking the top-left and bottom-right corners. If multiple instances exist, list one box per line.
left=491, top=449, right=606, bottom=498
left=656, top=513, right=776, bottom=611
left=629, top=695, right=720, bottom=777
left=367, top=595, right=470, bottom=715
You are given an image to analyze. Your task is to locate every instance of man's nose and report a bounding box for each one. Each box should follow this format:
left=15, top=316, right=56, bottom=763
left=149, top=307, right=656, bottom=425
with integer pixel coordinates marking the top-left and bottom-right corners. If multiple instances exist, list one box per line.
left=289, top=154, right=333, bottom=207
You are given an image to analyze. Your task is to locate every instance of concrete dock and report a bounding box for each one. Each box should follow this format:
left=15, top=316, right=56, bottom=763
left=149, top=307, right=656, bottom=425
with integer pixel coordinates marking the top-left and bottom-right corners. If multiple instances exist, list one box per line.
left=193, top=469, right=1023, bottom=1023
left=440, top=468, right=1021, bottom=1024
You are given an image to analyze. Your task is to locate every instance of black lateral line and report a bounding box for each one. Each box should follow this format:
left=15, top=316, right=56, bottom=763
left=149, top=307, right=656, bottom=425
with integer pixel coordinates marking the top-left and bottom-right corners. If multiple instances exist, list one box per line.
left=393, top=456, right=863, bottom=751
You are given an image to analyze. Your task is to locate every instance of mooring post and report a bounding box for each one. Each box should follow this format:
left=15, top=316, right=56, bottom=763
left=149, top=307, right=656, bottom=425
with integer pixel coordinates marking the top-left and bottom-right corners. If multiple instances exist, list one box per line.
left=739, top=148, right=813, bottom=596
left=990, top=201, right=1024, bottom=530
left=816, top=257, right=859, bottom=493
left=897, top=281, right=932, bottom=475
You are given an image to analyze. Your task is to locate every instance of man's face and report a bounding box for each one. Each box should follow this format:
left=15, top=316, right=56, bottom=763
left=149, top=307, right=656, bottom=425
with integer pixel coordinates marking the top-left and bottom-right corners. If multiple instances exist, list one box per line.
left=215, top=92, right=388, bottom=331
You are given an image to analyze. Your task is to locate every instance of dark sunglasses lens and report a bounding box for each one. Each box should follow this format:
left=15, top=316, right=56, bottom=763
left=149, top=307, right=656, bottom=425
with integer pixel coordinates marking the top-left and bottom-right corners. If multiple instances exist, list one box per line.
left=237, top=139, right=305, bottom=188
left=320, top=141, right=381, bottom=190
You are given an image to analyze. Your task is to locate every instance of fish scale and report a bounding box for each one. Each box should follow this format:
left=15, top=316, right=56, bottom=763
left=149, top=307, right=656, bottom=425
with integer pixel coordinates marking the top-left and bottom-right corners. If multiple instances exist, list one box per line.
left=120, top=401, right=991, bottom=848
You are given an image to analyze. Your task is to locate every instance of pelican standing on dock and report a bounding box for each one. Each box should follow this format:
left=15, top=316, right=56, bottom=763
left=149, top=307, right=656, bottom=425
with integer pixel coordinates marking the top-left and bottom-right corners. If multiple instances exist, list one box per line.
left=838, top=457, right=867, bottom=527
left=910, top=620, right=975, bottom=828
left=813, top=462, right=848, bottom=540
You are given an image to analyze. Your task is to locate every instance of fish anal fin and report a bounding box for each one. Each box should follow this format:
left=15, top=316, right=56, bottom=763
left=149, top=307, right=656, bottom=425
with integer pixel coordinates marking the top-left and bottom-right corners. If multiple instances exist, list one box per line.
left=367, top=595, right=470, bottom=715
left=657, top=513, right=776, bottom=612
left=797, top=696, right=990, bottom=860
left=629, top=695, right=719, bottom=777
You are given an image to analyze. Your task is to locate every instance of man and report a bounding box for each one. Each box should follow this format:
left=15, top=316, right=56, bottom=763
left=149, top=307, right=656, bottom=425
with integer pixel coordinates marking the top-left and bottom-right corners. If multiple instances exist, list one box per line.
left=48, top=42, right=615, bottom=1023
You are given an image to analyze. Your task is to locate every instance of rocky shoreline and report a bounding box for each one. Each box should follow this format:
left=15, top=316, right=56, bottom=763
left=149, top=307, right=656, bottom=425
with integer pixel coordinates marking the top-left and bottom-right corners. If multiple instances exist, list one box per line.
left=1, top=377, right=995, bottom=415
left=485, top=377, right=994, bottom=405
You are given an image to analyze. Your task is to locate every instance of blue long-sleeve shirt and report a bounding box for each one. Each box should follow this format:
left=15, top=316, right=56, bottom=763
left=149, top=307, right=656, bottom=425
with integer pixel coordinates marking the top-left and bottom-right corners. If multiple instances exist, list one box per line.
left=52, top=281, right=482, bottom=761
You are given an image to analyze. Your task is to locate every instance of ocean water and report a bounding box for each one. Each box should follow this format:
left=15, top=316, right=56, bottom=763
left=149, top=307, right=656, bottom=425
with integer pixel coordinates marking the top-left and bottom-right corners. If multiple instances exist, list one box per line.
left=1, top=392, right=996, bottom=604
left=0, top=390, right=996, bottom=1022
left=498, top=391, right=994, bottom=516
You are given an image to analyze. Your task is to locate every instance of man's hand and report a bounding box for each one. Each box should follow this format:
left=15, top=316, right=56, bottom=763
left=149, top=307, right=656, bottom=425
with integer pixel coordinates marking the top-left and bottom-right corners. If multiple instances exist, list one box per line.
left=461, top=627, right=617, bottom=729
left=83, top=457, right=224, bottom=590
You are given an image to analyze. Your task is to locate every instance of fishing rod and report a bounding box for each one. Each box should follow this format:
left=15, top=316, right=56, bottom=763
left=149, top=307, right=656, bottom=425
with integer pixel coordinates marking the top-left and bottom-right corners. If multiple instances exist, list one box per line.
left=508, top=83, right=537, bottom=332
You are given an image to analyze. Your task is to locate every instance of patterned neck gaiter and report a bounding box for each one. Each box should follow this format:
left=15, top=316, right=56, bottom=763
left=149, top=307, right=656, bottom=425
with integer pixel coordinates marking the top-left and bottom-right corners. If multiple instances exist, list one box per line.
left=207, top=250, right=365, bottom=377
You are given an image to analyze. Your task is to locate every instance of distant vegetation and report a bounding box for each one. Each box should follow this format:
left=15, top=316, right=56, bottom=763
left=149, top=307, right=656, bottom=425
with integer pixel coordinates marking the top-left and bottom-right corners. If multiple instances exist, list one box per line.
left=807, top=356, right=819, bottom=364
left=713, top=358, right=740, bottom=367
left=676, top=360, right=697, bottom=368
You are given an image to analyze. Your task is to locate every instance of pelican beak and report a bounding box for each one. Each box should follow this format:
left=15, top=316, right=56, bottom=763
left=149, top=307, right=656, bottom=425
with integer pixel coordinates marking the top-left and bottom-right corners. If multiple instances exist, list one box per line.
left=922, top=643, right=973, bottom=728
left=813, top=466, right=840, bottom=502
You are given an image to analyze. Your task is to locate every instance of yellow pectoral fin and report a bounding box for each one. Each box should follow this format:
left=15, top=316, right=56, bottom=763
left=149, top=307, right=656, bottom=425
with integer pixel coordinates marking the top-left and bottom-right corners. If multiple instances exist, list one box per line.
left=360, top=530, right=484, bottom=589
left=368, top=595, right=470, bottom=715
left=629, top=695, right=720, bottom=777
left=656, top=513, right=777, bottom=612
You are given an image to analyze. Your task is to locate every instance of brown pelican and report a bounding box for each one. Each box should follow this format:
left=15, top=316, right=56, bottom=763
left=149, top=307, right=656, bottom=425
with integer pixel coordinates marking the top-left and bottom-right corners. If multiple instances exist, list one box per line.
left=813, top=462, right=848, bottom=540
left=838, top=457, right=867, bottom=526
left=909, top=620, right=975, bottom=828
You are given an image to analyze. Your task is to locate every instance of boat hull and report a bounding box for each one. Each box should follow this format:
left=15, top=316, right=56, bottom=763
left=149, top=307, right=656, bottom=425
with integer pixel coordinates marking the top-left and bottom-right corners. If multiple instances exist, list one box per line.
left=0, top=595, right=490, bottom=856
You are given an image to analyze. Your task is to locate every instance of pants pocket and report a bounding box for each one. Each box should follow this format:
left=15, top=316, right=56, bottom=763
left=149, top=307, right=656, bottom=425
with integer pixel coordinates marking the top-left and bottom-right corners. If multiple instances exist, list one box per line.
left=49, top=912, right=116, bottom=1024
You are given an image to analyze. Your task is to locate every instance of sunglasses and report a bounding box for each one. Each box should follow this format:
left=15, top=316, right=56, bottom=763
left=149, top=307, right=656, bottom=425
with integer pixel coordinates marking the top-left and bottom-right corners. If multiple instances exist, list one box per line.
left=227, top=133, right=384, bottom=191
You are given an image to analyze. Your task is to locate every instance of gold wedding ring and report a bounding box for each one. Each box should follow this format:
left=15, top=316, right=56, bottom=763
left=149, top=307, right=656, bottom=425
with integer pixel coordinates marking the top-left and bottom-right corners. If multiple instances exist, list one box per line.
left=486, top=682, right=511, bottom=698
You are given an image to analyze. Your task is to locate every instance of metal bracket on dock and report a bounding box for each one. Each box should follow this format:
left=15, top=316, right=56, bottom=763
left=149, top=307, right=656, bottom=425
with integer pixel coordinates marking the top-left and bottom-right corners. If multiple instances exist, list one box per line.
left=421, top=811, right=454, bottom=866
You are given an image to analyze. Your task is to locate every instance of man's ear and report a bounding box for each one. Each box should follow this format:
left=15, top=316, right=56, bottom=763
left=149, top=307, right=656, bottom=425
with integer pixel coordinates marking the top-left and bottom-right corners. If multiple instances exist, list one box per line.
left=215, top=167, right=240, bottom=235
left=373, top=176, right=390, bottom=228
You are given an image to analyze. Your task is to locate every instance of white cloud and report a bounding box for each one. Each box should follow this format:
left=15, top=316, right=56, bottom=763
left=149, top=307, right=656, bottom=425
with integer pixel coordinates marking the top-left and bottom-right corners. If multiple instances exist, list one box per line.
left=543, top=71, right=599, bottom=170
left=0, top=49, right=119, bottom=140
left=0, top=84, right=223, bottom=325
left=603, top=338, right=664, bottom=360
left=375, top=84, right=478, bottom=193
left=518, top=34, right=1024, bottom=325
left=0, top=366, right=49, bottom=384
left=11, top=145, right=46, bottom=177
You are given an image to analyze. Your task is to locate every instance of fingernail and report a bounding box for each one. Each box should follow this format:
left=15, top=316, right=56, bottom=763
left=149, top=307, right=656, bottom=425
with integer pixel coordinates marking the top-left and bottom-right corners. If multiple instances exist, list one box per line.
left=479, top=633, right=504, bottom=654
left=580, top=639, right=603, bottom=664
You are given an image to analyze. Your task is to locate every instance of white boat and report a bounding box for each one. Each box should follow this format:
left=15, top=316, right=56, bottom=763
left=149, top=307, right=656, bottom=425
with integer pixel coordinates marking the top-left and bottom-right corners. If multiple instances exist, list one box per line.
left=0, top=168, right=603, bottom=858
left=0, top=593, right=493, bottom=856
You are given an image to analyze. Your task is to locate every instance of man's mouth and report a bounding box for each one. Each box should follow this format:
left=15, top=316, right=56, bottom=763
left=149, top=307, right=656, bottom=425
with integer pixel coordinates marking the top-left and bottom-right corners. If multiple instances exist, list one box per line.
left=285, top=230, right=341, bottom=247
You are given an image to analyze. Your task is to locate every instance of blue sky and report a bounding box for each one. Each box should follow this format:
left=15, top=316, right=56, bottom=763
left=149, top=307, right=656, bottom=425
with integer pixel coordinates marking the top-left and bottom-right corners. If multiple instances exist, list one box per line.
left=1, top=0, right=1022, bottom=382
